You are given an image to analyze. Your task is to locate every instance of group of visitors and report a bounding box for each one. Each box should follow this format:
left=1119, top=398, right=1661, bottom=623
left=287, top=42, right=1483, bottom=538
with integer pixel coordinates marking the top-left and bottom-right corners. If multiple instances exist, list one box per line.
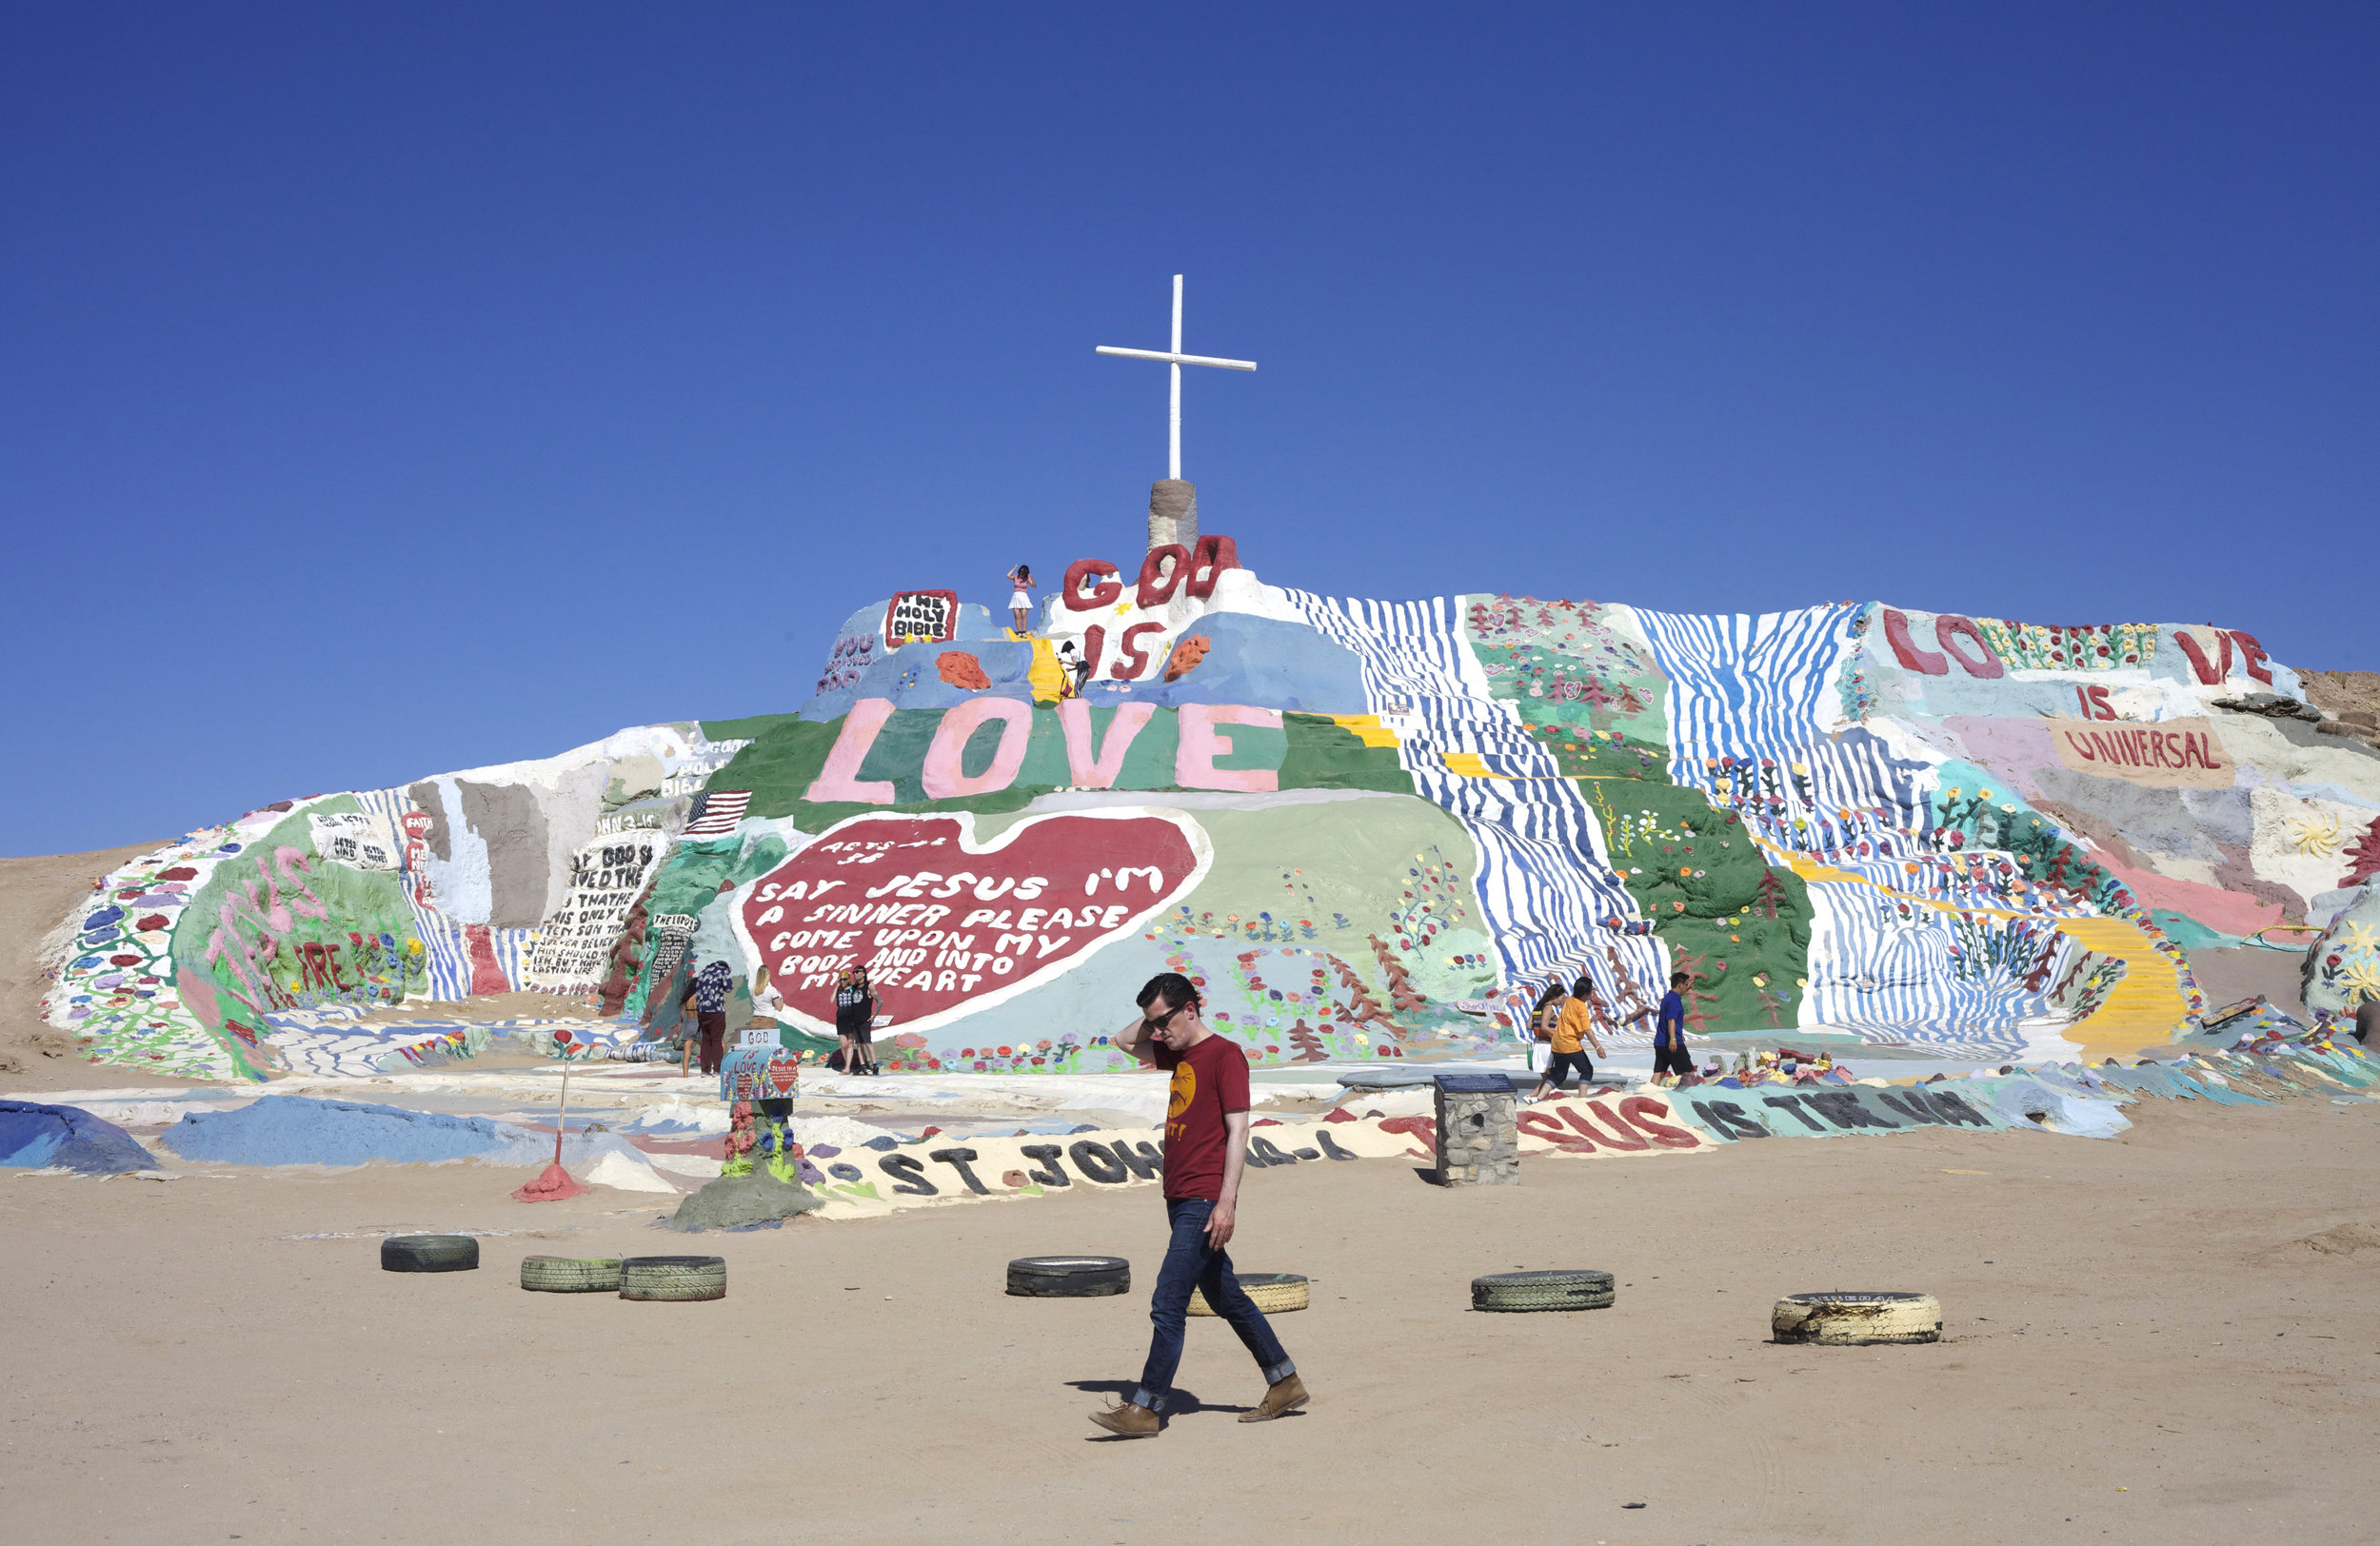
left=1523, top=968, right=1694, bottom=1101
left=670, top=959, right=883, bottom=1078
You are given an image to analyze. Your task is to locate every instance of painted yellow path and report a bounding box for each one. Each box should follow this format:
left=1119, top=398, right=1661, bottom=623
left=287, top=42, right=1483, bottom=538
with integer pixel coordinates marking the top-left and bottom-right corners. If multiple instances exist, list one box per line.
left=1762, top=843, right=2190, bottom=1057
left=2051, top=916, right=2193, bottom=1059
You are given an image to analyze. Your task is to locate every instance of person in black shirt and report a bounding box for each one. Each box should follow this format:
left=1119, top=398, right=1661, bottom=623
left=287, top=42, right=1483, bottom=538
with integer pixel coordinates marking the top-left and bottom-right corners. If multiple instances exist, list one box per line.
left=834, top=965, right=880, bottom=1076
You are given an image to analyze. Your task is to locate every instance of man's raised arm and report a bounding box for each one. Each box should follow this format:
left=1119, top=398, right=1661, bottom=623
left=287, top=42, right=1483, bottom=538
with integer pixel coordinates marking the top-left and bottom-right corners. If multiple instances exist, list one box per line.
left=1112, top=1014, right=1160, bottom=1066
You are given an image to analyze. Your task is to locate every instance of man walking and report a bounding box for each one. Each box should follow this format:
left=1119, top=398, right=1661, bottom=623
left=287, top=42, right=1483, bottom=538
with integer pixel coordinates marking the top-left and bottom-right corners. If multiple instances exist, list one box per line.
left=691, top=958, right=733, bottom=1078
left=1652, top=970, right=1694, bottom=1082
left=1090, top=972, right=1307, bottom=1437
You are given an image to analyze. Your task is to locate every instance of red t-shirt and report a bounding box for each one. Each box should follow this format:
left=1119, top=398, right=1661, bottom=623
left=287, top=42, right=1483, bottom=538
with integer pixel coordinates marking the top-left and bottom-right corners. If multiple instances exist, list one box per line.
left=1152, top=1032, right=1251, bottom=1201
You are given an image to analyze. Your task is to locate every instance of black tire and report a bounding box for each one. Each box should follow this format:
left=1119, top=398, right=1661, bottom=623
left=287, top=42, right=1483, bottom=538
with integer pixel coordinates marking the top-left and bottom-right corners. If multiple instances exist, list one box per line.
left=1772, top=1291, right=1940, bottom=1344
left=1472, top=1269, right=1615, bottom=1312
left=381, top=1235, right=479, bottom=1273
left=620, top=1255, right=726, bottom=1302
left=521, top=1256, right=623, bottom=1293
left=1189, top=1272, right=1309, bottom=1316
left=1006, top=1256, right=1130, bottom=1298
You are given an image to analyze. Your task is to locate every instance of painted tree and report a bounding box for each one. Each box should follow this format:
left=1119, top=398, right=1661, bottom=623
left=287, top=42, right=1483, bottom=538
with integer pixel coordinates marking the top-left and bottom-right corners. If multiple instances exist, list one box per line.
left=1369, top=934, right=1431, bottom=1014
left=1755, top=867, right=1792, bottom=921
left=2340, top=816, right=2380, bottom=890
left=1328, top=953, right=1398, bottom=1035
left=1665, top=947, right=1722, bottom=1035
left=1285, top=1019, right=1329, bottom=1062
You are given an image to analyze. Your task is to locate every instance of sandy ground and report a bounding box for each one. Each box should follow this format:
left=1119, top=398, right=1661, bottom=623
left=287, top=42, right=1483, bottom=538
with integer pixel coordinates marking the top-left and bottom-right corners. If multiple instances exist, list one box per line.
left=6, top=1097, right=2378, bottom=1545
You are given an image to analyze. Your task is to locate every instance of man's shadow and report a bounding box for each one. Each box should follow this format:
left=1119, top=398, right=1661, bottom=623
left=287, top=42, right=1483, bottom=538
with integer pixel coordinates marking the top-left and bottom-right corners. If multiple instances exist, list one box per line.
left=1067, top=1378, right=1231, bottom=1437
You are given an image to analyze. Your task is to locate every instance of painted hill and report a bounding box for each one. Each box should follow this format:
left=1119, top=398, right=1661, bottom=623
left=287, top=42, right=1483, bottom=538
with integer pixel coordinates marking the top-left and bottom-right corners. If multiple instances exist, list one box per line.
left=37, top=538, right=2380, bottom=1081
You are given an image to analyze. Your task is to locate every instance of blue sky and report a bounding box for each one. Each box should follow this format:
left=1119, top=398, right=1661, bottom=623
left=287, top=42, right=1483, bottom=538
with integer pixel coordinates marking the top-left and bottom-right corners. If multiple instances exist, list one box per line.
left=4, top=4, right=2373, bottom=856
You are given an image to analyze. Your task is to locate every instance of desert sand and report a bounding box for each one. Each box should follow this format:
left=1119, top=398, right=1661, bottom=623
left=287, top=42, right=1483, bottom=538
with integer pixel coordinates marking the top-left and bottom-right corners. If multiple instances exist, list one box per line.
left=5, top=1094, right=2378, bottom=1545
left=11, top=847, right=2380, bottom=1542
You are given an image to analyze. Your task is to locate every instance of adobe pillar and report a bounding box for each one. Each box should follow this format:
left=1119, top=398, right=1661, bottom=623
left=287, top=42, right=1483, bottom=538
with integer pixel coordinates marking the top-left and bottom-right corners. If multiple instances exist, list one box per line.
left=1148, top=479, right=1197, bottom=552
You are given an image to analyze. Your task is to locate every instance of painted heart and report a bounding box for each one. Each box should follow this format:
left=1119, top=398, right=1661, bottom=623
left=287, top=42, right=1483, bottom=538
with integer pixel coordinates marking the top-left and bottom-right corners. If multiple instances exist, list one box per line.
left=734, top=809, right=1212, bottom=1038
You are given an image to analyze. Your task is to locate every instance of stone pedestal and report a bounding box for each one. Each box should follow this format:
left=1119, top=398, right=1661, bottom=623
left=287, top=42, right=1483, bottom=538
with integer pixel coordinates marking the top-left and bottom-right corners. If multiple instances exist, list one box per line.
left=1148, top=479, right=1198, bottom=551
left=1433, top=1076, right=1518, bottom=1185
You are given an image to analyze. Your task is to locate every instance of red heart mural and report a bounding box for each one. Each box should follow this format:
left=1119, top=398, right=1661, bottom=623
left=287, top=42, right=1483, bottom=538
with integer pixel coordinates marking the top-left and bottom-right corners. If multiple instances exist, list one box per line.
left=734, top=809, right=1212, bottom=1037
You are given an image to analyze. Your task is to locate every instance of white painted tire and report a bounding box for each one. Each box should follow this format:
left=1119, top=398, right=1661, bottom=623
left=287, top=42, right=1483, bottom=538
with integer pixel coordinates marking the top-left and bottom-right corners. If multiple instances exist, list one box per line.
left=1772, top=1291, right=1941, bottom=1344
left=1189, top=1272, right=1308, bottom=1316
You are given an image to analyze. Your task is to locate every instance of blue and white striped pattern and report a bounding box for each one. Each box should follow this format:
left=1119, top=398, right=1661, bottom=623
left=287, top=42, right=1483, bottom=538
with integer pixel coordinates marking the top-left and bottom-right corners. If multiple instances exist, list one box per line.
left=1281, top=590, right=1668, bottom=1036
left=1800, top=882, right=2072, bottom=1055
left=1703, top=732, right=1937, bottom=860
left=405, top=907, right=533, bottom=1001
left=352, top=785, right=532, bottom=1001
left=1629, top=604, right=2094, bottom=1048
left=1630, top=604, right=1863, bottom=776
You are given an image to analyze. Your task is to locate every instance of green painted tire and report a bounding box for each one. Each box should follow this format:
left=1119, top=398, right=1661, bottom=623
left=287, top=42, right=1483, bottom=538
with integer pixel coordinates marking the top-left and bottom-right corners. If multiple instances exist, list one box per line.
left=1471, top=1269, right=1615, bottom=1312
left=521, top=1256, right=624, bottom=1293
left=1190, top=1272, right=1308, bottom=1316
left=620, top=1255, right=726, bottom=1302
left=1772, top=1292, right=1940, bottom=1345
left=381, top=1235, right=479, bottom=1273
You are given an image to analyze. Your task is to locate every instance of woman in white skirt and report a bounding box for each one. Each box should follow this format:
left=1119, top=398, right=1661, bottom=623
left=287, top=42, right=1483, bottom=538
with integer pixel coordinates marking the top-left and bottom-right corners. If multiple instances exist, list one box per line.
left=1525, top=979, right=1566, bottom=1075
left=1005, top=564, right=1037, bottom=635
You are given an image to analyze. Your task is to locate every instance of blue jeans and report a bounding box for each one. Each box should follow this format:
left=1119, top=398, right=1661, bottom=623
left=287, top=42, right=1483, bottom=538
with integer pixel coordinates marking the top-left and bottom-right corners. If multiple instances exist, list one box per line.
left=1131, top=1198, right=1296, bottom=1413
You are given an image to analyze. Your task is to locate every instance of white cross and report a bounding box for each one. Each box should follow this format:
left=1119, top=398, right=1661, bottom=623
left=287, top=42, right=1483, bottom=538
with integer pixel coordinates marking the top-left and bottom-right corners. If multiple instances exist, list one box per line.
left=1095, top=274, right=1257, bottom=480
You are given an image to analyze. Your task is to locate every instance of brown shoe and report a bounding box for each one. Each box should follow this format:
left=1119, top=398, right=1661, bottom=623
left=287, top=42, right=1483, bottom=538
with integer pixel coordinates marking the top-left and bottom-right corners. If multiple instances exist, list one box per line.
left=1088, top=1401, right=1160, bottom=1437
left=1239, top=1373, right=1310, bottom=1422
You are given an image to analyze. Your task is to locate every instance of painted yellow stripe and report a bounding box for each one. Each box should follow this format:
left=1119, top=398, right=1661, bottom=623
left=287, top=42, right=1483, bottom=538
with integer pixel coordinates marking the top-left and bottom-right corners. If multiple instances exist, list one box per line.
left=1024, top=637, right=1065, bottom=703
left=2052, top=916, right=2192, bottom=1059
left=1331, top=714, right=1402, bottom=748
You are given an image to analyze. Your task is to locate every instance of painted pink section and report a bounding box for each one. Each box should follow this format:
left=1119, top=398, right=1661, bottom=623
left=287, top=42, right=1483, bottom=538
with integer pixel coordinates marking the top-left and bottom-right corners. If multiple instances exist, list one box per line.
left=1935, top=717, right=2058, bottom=801
left=176, top=961, right=224, bottom=1029
left=1933, top=714, right=2280, bottom=936
left=922, top=697, right=1035, bottom=799
left=465, top=924, right=510, bottom=995
left=805, top=698, right=898, bottom=804
left=1056, top=700, right=1157, bottom=789
left=1176, top=704, right=1282, bottom=792
left=2092, top=854, right=2285, bottom=938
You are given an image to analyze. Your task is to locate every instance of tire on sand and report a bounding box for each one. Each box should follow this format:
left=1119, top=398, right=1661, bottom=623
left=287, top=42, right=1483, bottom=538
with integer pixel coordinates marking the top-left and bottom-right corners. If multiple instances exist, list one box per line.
left=1190, top=1272, right=1309, bottom=1316
left=1772, top=1292, right=1941, bottom=1345
left=620, top=1255, right=726, bottom=1302
left=381, top=1235, right=479, bottom=1273
left=521, top=1256, right=624, bottom=1293
left=1471, top=1269, right=1615, bottom=1312
left=1006, top=1256, right=1130, bottom=1298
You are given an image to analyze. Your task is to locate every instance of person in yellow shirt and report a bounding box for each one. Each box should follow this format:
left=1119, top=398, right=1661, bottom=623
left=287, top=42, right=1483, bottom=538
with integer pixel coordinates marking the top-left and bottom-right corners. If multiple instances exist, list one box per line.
left=1526, top=974, right=1608, bottom=1102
